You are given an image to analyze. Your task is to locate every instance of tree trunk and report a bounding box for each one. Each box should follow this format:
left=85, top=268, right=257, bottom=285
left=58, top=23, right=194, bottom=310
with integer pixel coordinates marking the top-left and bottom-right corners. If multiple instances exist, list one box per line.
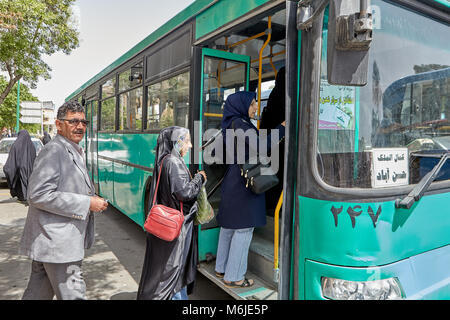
left=0, top=76, right=21, bottom=106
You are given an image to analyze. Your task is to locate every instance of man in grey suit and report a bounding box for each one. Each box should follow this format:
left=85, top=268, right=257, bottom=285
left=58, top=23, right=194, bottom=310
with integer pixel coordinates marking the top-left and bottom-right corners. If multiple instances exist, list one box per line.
left=20, top=101, right=108, bottom=300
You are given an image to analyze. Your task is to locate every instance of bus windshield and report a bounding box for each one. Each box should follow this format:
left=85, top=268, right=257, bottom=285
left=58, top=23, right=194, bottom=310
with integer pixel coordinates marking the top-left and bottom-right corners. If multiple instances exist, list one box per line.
left=318, top=0, right=450, bottom=189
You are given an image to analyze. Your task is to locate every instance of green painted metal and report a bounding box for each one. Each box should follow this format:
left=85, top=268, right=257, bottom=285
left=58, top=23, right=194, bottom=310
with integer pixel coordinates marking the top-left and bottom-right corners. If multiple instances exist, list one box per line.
left=298, top=195, right=450, bottom=299
left=299, top=194, right=450, bottom=267
left=290, top=30, right=302, bottom=301
left=110, top=133, right=156, bottom=226
left=433, top=0, right=450, bottom=8
left=198, top=227, right=221, bottom=262
left=96, top=133, right=158, bottom=226
left=297, top=194, right=450, bottom=298
left=304, top=245, right=450, bottom=299
left=97, top=133, right=114, bottom=203
left=202, top=47, right=251, bottom=63
left=195, top=0, right=271, bottom=39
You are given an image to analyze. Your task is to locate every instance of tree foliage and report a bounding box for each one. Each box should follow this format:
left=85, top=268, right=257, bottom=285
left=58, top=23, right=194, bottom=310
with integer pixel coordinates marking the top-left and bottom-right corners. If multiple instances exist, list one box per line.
left=0, top=0, right=79, bottom=105
left=0, top=75, right=40, bottom=132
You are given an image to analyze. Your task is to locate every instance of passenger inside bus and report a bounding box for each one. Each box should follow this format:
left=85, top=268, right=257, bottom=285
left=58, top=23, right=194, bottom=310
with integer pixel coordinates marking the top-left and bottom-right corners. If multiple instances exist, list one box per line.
left=259, top=66, right=286, bottom=213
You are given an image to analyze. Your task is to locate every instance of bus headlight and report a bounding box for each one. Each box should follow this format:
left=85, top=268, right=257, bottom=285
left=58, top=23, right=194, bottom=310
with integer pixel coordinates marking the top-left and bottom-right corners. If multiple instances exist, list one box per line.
left=321, top=277, right=404, bottom=300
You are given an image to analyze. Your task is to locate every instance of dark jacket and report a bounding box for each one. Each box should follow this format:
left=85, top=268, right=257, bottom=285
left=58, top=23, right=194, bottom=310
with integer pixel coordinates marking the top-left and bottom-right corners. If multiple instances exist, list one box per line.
left=42, top=131, right=51, bottom=145
left=217, top=92, right=285, bottom=229
left=260, top=66, right=285, bottom=132
left=259, top=67, right=286, bottom=211
left=137, top=127, right=204, bottom=300
left=3, top=130, right=36, bottom=201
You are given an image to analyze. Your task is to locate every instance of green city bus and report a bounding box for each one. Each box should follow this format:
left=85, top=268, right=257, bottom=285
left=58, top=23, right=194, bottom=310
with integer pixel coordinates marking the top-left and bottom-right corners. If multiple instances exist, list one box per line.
left=66, top=0, right=450, bottom=300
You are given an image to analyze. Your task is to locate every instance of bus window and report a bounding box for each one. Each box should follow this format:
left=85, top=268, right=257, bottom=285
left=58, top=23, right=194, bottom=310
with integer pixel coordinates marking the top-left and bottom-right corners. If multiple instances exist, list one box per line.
left=317, top=0, right=450, bottom=189
left=146, top=72, right=190, bottom=130
left=202, top=56, right=247, bottom=133
left=101, top=77, right=116, bottom=99
left=119, top=87, right=143, bottom=131
left=100, top=97, right=116, bottom=131
left=119, top=62, right=143, bottom=92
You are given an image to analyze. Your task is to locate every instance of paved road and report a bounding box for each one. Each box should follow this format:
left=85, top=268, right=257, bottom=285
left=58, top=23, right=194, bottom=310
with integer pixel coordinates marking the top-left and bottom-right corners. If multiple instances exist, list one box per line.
left=0, top=184, right=231, bottom=300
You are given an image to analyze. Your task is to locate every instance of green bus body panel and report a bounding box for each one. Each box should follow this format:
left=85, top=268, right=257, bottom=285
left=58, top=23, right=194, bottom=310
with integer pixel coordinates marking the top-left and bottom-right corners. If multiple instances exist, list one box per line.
left=433, top=0, right=450, bottom=8
left=304, top=247, right=450, bottom=300
left=195, top=0, right=271, bottom=39
left=198, top=227, right=221, bottom=262
left=97, top=133, right=158, bottom=226
left=298, top=194, right=450, bottom=267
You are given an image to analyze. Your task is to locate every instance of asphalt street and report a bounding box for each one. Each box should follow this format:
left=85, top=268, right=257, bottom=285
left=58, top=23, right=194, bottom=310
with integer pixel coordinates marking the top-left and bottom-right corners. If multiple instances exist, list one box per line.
left=0, top=183, right=232, bottom=300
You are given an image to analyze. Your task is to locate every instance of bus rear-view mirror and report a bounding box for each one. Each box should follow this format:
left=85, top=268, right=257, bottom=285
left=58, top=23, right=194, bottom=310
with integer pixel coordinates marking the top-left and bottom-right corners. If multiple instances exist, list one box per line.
left=327, top=0, right=373, bottom=86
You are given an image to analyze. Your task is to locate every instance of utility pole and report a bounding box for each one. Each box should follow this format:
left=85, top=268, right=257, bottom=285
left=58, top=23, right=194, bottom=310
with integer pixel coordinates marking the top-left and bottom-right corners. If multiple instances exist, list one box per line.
left=16, top=79, right=20, bottom=133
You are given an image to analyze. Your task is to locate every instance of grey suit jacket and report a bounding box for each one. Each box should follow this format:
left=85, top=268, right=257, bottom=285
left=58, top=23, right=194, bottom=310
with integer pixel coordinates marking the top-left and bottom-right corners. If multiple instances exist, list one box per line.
left=19, top=134, right=95, bottom=263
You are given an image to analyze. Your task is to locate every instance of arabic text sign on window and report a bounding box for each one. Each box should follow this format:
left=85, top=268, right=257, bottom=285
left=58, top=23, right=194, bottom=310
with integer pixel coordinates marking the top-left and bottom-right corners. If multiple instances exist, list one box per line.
left=319, top=81, right=356, bottom=130
left=371, top=148, right=409, bottom=188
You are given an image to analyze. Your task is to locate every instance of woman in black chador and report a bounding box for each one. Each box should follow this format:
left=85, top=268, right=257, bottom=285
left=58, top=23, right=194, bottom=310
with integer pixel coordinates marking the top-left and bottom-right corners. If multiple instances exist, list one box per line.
left=137, top=126, right=206, bottom=300
left=3, top=130, right=36, bottom=202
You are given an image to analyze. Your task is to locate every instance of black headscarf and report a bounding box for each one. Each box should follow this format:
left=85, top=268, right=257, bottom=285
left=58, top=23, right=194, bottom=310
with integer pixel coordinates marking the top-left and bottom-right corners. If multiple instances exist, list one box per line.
left=3, top=130, right=37, bottom=201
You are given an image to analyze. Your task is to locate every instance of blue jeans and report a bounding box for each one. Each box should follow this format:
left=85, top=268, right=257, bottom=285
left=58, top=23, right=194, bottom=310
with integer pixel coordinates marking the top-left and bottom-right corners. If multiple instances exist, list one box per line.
left=172, top=286, right=188, bottom=300
left=215, top=227, right=254, bottom=282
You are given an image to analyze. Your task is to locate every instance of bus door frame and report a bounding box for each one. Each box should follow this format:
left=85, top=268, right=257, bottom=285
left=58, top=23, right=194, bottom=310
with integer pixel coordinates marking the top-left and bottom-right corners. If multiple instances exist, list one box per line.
left=278, top=1, right=300, bottom=300
left=191, top=47, right=251, bottom=261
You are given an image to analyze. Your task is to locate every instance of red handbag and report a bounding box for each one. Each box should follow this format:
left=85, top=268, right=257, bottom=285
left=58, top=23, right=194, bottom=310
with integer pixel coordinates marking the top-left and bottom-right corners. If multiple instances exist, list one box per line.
left=144, top=156, right=184, bottom=241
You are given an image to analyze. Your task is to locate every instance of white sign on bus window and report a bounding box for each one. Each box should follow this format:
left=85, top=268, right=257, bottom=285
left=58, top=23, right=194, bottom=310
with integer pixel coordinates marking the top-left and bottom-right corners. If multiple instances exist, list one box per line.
left=371, top=148, right=409, bottom=188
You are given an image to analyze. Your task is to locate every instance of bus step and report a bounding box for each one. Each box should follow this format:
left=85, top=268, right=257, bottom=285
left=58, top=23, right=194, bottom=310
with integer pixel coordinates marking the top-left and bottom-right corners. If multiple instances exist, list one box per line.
left=248, top=234, right=277, bottom=288
left=197, top=261, right=278, bottom=300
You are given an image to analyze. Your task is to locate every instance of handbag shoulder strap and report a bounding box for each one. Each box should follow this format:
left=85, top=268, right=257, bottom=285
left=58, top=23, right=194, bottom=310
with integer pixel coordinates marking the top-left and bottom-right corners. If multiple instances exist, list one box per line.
left=151, top=154, right=183, bottom=214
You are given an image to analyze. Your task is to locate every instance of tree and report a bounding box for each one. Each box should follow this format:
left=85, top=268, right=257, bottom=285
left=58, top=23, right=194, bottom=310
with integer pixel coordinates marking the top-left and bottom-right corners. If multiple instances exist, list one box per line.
left=0, top=0, right=79, bottom=106
left=0, top=75, right=40, bottom=133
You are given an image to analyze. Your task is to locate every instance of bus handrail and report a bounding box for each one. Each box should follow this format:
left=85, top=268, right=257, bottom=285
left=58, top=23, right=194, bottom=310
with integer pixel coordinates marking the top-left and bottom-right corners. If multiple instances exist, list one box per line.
left=257, top=16, right=272, bottom=130
left=274, top=190, right=283, bottom=282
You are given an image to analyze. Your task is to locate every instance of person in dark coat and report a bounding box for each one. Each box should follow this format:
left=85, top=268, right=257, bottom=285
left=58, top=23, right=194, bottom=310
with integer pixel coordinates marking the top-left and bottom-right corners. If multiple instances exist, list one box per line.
left=260, top=66, right=285, bottom=131
left=215, top=91, right=285, bottom=288
left=137, top=126, right=206, bottom=300
left=42, top=131, right=51, bottom=145
left=3, top=130, right=36, bottom=202
left=260, top=67, right=286, bottom=213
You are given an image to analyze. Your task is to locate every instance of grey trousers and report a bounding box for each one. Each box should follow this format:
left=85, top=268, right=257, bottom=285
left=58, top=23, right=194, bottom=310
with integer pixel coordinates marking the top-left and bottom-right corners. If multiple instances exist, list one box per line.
left=22, top=260, right=86, bottom=300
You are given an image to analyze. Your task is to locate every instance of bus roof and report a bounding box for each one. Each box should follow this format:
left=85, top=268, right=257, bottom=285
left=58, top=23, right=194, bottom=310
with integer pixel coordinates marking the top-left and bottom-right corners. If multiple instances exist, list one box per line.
left=65, top=0, right=449, bottom=103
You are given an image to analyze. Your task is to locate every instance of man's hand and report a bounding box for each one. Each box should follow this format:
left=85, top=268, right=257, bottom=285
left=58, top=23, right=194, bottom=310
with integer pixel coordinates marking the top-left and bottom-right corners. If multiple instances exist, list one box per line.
left=90, top=196, right=108, bottom=212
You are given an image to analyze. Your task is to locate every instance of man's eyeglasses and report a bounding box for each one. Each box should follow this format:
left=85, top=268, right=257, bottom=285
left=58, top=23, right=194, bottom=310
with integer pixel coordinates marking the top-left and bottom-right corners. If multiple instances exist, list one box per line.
left=59, top=118, right=90, bottom=126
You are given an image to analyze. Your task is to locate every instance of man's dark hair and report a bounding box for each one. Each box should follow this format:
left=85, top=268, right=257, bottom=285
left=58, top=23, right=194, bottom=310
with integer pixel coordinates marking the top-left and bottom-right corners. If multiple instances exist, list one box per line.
left=57, top=101, right=85, bottom=120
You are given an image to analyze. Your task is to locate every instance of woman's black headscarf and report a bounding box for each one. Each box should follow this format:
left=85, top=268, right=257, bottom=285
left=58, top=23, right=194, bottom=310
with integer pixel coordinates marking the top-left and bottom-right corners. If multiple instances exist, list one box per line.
left=221, top=91, right=256, bottom=131
left=3, top=130, right=37, bottom=201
